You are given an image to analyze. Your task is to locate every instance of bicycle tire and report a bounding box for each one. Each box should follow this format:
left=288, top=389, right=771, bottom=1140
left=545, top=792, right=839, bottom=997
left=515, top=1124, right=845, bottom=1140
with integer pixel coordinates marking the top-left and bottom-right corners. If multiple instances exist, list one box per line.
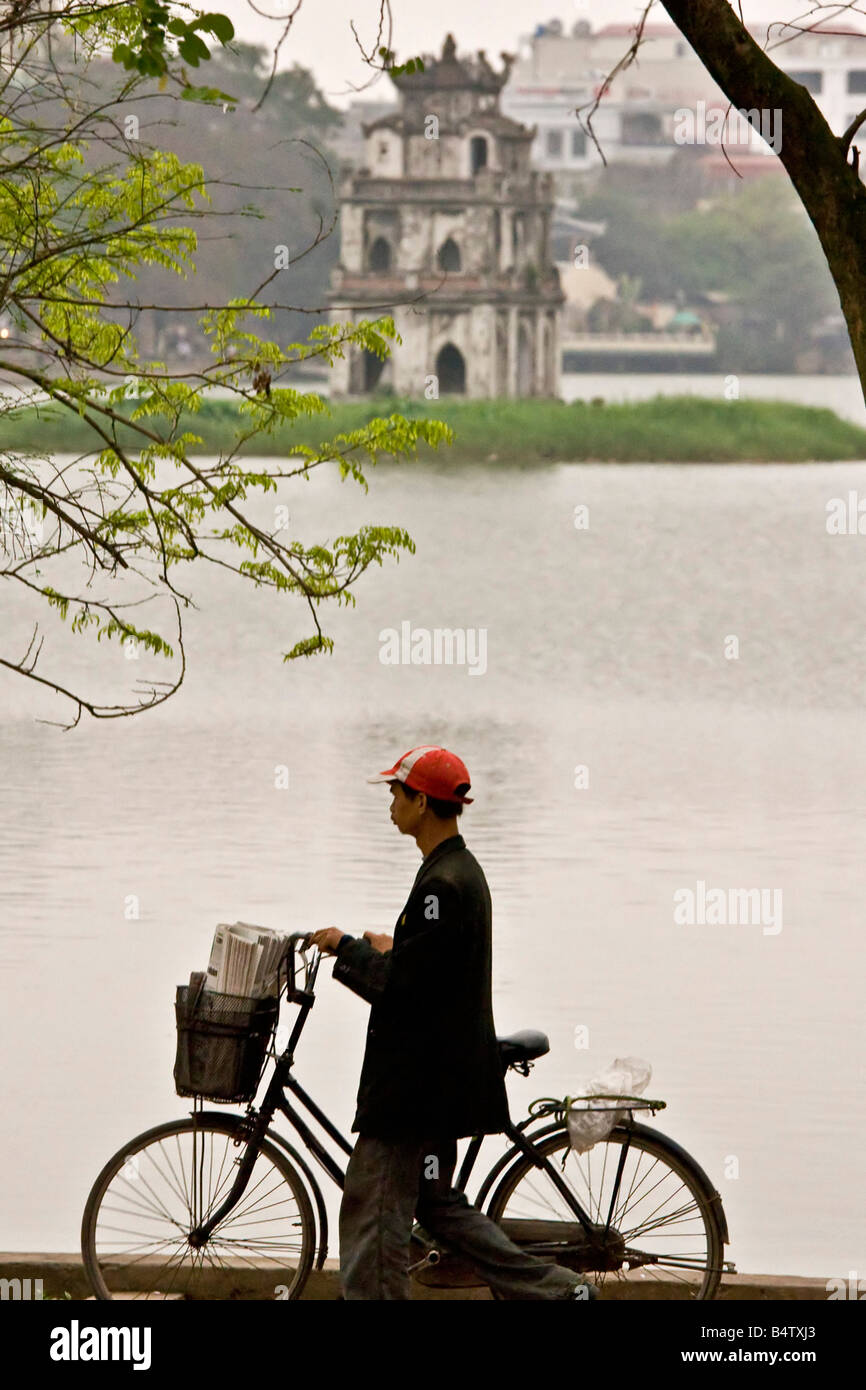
left=81, top=1114, right=315, bottom=1301
left=485, top=1122, right=727, bottom=1300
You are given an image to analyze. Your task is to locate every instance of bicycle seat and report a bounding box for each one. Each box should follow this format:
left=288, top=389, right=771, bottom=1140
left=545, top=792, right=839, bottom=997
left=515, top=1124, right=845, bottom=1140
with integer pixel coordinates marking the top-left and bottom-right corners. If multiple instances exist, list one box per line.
left=496, top=1030, right=550, bottom=1065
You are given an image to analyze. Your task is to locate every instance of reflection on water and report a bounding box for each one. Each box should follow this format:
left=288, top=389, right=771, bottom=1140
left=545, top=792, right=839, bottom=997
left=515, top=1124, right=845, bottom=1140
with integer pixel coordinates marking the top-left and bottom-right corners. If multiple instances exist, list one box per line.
left=2, top=457, right=865, bottom=1278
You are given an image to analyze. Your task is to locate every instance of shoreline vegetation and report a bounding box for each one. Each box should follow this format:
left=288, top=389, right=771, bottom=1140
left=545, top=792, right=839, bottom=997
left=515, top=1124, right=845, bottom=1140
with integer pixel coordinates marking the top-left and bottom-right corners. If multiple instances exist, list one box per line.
left=2, top=394, right=866, bottom=464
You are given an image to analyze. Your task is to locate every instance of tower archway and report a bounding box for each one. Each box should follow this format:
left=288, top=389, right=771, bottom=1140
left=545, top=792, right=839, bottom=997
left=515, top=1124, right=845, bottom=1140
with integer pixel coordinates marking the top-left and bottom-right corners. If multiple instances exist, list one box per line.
left=435, top=342, right=466, bottom=394
left=363, top=349, right=386, bottom=391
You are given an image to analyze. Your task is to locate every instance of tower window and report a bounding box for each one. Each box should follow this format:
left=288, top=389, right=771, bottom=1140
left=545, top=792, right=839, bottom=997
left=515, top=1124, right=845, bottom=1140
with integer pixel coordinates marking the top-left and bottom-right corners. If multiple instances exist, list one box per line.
left=369, top=237, right=392, bottom=272
left=437, top=237, right=461, bottom=272
left=470, top=136, right=488, bottom=175
left=512, top=213, right=523, bottom=257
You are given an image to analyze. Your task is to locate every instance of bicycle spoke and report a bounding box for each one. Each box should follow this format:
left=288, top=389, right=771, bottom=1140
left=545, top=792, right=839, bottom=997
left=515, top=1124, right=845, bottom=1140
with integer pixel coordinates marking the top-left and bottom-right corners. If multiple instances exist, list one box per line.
left=209, top=1236, right=305, bottom=1262
left=113, top=1171, right=189, bottom=1232
left=219, top=1168, right=293, bottom=1225
left=96, top=1234, right=188, bottom=1261
left=620, top=1194, right=703, bottom=1241
left=609, top=1151, right=666, bottom=1227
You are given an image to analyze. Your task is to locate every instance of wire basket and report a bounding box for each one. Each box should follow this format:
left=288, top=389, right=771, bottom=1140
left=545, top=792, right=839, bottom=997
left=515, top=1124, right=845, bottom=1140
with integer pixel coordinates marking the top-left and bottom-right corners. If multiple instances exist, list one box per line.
left=173, top=977, right=279, bottom=1104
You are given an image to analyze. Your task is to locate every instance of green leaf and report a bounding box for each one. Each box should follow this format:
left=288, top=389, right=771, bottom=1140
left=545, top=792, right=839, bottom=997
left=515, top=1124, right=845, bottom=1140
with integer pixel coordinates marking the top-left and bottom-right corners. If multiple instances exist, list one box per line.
left=194, top=13, right=235, bottom=44
left=178, top=32, right=210, bottom=66
left=282, top=635, right=334, bottom=661
left=181, top=84, right=237, bottom=105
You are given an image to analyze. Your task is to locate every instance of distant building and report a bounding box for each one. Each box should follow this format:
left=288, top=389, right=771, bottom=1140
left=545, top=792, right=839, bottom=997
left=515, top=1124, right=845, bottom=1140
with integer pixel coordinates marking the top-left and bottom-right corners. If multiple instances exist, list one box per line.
left=498, top=16, right=866, bottom=192
left=769, top=19, right=866, bottom=138
left=328, top=34, right=563, bottom=397
left=500, top=19, right=743, bottom=192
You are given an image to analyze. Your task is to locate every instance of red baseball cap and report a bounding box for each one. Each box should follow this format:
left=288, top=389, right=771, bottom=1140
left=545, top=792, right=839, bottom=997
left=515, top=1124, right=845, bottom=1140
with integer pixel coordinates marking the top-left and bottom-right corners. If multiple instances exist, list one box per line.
left=369, top=745, right=473, bottom=804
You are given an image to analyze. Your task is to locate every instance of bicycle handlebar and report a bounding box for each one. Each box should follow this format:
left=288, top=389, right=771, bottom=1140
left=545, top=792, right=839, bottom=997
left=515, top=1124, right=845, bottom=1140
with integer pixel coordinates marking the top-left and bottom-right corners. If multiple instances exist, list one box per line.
left=280, top=931, right=321, bottom=998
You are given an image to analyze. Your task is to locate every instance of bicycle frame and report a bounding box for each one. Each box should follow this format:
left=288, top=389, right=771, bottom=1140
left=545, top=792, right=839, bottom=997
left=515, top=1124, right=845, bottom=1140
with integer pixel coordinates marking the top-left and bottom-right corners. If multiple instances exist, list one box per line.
left=188, top=938, right=615, bottom=1254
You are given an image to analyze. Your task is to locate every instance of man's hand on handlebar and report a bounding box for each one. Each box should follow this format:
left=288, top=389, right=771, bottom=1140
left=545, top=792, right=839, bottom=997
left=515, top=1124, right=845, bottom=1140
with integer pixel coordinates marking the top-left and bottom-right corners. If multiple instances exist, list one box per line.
left=307, top=928, right=394, bottom=957
left=308, top=927, right=345, bottom=955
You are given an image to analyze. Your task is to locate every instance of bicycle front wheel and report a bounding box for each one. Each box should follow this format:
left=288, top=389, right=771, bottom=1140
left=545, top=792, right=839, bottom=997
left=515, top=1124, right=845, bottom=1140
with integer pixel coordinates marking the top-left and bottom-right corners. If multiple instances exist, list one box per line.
left=81, top=1114, right=315, bottom=1300
left=486, top=1123, right=727, bottom=1300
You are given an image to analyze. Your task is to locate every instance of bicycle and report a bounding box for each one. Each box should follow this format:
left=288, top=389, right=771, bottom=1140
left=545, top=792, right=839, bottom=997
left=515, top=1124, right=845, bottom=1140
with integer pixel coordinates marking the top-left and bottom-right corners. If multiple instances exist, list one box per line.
left=81, top=934, right=735, bottom=1300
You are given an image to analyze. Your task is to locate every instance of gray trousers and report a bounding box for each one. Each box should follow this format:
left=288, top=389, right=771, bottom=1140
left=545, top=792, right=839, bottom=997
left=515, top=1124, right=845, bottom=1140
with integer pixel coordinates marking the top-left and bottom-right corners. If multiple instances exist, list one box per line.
left=339, top=1134, right=586, bottom=1300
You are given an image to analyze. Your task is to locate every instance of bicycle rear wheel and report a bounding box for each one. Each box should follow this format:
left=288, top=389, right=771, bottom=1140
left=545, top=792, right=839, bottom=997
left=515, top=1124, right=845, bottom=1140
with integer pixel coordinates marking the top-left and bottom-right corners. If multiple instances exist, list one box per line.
left=81, top=1114, right=315, bottom=1300
left=485, top=1123, right=727, bottom=1300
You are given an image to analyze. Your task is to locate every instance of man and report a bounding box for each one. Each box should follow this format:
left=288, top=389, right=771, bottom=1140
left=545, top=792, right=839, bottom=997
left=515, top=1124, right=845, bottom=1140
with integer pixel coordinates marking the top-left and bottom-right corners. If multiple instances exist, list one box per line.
left=309, top=745, right=596, bottom=1301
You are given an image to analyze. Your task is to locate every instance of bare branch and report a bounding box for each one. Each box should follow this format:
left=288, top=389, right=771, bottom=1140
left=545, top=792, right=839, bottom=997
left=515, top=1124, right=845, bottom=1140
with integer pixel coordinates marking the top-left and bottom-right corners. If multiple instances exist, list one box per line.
left=573, top=2, right=655, bottom=168
left=0, top=601, right=187, bottom=730
left=841, top=104, right=866, bottom=151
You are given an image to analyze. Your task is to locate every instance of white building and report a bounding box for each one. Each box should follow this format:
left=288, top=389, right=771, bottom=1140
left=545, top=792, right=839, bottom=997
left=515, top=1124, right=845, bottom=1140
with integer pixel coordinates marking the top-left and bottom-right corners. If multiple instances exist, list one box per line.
left=769, top=20, right=866, bottom=138
left=499, top=16, right=866, bottom=190
left=500, top=19, right=740, bottom=185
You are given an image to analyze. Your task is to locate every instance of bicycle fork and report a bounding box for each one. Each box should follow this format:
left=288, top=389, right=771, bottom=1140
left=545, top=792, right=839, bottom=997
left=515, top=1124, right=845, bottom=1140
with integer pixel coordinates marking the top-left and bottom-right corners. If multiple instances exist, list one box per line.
left=187, top=1112, right=269, bottom=1248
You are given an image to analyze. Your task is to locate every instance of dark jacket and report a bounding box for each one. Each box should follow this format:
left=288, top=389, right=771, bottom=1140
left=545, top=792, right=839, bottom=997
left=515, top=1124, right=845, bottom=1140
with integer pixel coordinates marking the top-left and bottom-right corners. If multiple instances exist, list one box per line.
left=332, top=834, right=511, bottom=1140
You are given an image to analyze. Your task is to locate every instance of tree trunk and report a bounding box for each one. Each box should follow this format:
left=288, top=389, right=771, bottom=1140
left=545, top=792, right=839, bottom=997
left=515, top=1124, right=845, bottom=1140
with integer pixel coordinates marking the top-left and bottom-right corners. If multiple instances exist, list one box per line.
left=658, top=0, right=866, bottom=400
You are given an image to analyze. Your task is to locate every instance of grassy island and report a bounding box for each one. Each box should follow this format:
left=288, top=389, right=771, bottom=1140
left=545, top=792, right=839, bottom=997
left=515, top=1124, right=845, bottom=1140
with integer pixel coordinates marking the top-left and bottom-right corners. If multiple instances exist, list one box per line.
left=2, top=393, right=865, bottom=464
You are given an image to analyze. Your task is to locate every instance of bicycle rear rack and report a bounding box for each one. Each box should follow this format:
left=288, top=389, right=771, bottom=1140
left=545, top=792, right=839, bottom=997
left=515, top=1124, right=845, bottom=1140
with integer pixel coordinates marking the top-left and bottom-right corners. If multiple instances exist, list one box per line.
left=529, top=1094, right=668, bottom=1121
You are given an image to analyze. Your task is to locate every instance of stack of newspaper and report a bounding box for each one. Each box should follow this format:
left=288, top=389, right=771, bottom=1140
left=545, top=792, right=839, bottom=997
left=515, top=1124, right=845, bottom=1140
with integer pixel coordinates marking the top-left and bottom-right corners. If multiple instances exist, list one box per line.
left=203, top=922, right=289, bottom=998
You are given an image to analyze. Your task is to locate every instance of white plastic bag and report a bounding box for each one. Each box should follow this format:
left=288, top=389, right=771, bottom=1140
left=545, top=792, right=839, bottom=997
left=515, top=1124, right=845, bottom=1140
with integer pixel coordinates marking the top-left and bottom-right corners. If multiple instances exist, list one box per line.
left=566, top=1056, right=652, bottom=1154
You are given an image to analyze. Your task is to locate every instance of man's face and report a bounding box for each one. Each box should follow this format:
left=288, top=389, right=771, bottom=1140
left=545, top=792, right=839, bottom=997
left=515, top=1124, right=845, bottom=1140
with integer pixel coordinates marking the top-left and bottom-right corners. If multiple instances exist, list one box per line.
left=388, top=780, right=424, bottom=836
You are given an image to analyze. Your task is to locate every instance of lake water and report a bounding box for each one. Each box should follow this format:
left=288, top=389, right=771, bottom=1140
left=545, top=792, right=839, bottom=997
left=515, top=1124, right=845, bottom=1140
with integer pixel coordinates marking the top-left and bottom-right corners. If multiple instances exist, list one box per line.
left=2, top=445, right=865, bottom=1281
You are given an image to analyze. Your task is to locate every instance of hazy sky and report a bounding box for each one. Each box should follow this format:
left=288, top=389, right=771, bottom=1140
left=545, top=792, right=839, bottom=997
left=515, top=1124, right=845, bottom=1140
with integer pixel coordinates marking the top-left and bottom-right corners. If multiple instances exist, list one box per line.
left=214, top=1, right=856, bottom=107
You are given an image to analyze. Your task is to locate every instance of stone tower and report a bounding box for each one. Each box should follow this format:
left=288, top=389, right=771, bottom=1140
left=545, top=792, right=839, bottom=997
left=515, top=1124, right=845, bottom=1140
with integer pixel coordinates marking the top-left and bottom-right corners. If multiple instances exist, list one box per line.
left=328, top=34, right=563, bottom=398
